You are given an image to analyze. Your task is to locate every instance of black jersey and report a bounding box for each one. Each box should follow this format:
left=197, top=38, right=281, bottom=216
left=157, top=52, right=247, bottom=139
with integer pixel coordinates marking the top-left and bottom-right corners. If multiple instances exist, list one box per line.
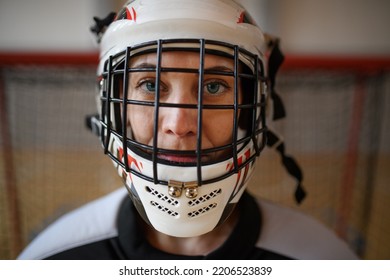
left=18, top=188, right=357, bottom=260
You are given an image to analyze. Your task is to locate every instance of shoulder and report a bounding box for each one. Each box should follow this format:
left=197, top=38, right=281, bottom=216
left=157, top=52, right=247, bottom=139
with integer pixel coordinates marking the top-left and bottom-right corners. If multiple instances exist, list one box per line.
left=18, top=188, right=128, bottom=260
left=255, top=198, right=358, bottom=260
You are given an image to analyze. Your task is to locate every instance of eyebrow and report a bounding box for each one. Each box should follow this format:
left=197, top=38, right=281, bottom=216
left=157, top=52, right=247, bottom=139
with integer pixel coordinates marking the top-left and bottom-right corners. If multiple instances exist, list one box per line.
left=130, top=63, right=234, bottom=73
left=130, top=62, right=155, bottom=69
left=206, top=66, right=234, bottom=72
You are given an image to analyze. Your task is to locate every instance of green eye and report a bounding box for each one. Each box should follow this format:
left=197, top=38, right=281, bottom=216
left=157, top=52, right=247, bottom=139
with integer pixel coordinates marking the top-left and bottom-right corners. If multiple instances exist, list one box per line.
left=137, top=79, right=168, bottom=97
left=205, top=82, right=224, bottom=95
left=144, top=81, right=156, bottom=92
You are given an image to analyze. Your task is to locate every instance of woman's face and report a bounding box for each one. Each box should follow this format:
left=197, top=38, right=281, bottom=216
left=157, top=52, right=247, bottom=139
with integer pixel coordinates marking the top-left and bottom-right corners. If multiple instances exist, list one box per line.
left=126, top=51, right=242, bottom=163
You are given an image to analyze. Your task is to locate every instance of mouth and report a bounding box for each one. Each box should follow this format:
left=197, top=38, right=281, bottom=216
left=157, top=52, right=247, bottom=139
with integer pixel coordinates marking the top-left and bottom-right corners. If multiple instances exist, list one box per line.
left=157, top=153, right=200, bottom=164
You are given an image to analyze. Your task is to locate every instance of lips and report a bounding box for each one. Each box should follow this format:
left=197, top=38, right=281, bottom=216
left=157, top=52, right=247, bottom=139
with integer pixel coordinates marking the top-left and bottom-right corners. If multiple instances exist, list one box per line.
left=158, top=153, right=199, bottom=163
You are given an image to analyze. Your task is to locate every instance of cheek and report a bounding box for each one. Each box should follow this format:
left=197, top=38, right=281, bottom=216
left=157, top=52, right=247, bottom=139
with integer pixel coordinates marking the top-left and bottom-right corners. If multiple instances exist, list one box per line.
left=203, top=110, right=235, bottom=146
left=127, top=105, right=154, bottom=143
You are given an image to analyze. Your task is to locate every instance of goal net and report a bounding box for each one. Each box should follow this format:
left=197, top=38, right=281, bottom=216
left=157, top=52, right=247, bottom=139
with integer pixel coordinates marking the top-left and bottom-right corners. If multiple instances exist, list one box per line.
left=0, top=54, right=389, bottom=259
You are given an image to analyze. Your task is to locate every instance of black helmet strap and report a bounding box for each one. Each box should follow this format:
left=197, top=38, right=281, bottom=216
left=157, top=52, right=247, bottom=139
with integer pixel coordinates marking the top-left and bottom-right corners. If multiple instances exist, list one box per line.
left=266, top=39, right=307, bottom=204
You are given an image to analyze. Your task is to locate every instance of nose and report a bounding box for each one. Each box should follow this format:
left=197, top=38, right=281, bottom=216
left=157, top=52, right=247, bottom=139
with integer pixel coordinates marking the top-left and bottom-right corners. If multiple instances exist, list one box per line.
left=160, top=93, right=198, bottom=138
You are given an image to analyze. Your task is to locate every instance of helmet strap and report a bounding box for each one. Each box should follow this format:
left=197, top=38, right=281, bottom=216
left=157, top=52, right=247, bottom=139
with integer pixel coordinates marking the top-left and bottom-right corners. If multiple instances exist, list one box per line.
left=267, top=38, right=286, bottom=120
left=266, top=38, right=307, bottom=204
left=266, top=129, right=307, bottom=204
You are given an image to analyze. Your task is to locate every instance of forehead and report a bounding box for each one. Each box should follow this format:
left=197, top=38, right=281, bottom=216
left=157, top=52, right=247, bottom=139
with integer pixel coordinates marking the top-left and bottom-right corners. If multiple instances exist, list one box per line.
left=129, top=51, right=235, bottom=69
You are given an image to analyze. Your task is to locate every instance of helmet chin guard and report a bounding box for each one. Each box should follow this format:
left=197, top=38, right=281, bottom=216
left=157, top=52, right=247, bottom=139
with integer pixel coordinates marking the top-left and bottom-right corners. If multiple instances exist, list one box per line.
left=113, top=135, right=257, bottom=237
left=94, top=0, right=269, bottom=237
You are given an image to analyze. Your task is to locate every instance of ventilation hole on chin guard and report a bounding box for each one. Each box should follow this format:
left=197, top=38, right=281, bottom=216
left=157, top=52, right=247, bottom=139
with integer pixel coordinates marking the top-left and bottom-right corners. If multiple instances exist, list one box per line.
left=188, top=203, right=217, bottom=218
left=146, top=186, right=179, bottom=206
left=150, top=201, right=179, bottom=217
left=188, top=189, right=222, bottom=207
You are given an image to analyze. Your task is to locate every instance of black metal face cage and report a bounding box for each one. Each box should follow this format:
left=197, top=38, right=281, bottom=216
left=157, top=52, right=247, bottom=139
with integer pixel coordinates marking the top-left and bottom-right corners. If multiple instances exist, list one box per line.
left=99, top=38, right=268, bottom=186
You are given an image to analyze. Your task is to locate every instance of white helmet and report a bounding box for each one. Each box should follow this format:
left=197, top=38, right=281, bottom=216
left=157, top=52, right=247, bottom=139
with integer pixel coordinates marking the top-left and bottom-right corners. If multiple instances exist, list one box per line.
left=92, top=0, right=268, bottom=237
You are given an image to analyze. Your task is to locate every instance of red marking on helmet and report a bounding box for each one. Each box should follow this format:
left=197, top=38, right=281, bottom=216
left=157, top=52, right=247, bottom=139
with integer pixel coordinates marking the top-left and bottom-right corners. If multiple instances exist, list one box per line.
left=126, top=7, right=137, bottom=21
left=132, top=7, right=137, bottom=21
left=237, top=12, right=245, bottom=23
left=118, top=147, right=143, bottom=171
left=226, top=148, right=251, bottom=171
left=226, top=149, right=252, bottom=196
left=125, top=8, right=131, bottom=20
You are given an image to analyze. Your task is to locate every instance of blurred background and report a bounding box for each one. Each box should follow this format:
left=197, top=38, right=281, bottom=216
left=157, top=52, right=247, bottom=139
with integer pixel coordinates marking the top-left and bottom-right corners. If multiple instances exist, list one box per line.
left=0, top=0, right=389, bottom=259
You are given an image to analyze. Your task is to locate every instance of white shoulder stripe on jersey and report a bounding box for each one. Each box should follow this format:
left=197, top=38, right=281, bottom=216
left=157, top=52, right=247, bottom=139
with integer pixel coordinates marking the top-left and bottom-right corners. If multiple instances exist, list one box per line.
left=255, top=198, right=358, bottom=260
left=17, top=188, right=128, bottom=260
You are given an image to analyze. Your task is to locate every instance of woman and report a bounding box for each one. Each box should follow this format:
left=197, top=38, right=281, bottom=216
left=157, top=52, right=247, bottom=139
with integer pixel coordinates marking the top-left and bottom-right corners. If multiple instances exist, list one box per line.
left=18, top=0, right=357, bottom=260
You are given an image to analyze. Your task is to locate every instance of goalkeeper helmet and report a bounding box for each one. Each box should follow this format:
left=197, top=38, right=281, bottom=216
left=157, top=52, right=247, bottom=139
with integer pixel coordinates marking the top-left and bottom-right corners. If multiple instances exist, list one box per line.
left=93, top=0, right=268, bottom=237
